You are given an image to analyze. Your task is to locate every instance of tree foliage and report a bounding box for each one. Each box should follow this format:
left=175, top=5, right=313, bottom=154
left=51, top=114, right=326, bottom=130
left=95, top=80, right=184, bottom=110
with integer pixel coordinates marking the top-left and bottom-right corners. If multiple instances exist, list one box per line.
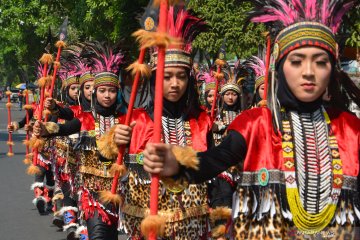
left=188, top=0, right=266, bottom=60
left=0, top=0, right=358, bottom=86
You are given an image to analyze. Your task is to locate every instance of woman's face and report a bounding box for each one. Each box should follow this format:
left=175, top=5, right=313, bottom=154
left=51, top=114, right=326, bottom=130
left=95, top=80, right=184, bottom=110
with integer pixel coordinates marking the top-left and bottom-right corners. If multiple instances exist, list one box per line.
left=83, top=81, right=94, bottom=101
left=163, top=67, right=189, bottom=102
left=68, top=84, right=80, bottom=101
left=206, top=90, right=215, bottom=105
left=283, top=47, right=332, bottom=102
left=258, top=83, right=265, bottom=100
left=96, top=85, right=117, bottom=108
left=223, top=90, right=239, bottom=106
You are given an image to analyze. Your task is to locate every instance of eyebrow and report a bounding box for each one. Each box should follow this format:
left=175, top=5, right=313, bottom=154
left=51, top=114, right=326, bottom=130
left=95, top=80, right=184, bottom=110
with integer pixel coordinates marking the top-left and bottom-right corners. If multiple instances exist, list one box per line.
left=289, top=52, right=328, bottom=59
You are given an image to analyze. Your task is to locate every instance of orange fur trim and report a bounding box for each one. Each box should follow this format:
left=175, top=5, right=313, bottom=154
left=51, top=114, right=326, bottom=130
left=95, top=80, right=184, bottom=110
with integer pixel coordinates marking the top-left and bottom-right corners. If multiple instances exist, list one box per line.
left=210, top=207, right=232, bottom=223
left=28, top=137, right=45, bottom=150
left=215, top=59, right=227, bottom=67
left=37, top=77, right=47, bottom=88
left=55, top=40, right=67, bottom=49
left=43, top=109, right=51, bottom=117
left=258, top=100, right=267, bottom=107
left=53, top=61, right=61, bottom=68
left=6, top=102, right=12, bottom=108
left=27, top=164, right=41, bottom=175
left=23, top=89, right=28, bottom=94
left=23, top=158, right=32, bottom=165
left=171, top=146, right=199, bottom=170
left=44, top=122, right=59, bottom=134
left=211, top=225, right=227, bottom=239
left=153, top=0, right=180, bottom=6
left=7, top=152, right=14, bottom=157
left=26, top=153, right=33, bottom=159
left=11, top=121, right=19, bottom=131
left=108, top=163, right=127, bottom=177
left=6, top=91, right=12, bottom=96
left=23, top=139, right=30, bottom=146
left=7, top=141, right=14, bottom=146
left=39, top=53, right=53, bottom=65
left=99, top=191, right=122, bottom=205
left=141, top=215, right=166, bottom=238
left=132, top=30, right=181, bottom=49
left=214, top=72, right=224, bottom=81
left=97, top=126, right=118, bottom=160
left=23, top=104, right=33, bottom=110
left=126, top=61, right=151, bottom=78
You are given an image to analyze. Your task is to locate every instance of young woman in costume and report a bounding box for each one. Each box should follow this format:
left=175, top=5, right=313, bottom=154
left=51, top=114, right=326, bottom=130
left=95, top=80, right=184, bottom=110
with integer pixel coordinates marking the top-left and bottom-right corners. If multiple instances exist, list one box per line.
left=35, top=42, right=126, bottom=240
left=114, top=6, right=211, bottom=239
left=143, top=1, right=360, bottom=239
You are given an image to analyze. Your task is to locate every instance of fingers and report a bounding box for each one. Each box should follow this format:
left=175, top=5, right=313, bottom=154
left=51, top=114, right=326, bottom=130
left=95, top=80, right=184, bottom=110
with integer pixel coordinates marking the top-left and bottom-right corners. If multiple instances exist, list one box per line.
left=143, top=143, right=170, bottom=174
left=33, top=121, right=41, bottom=137
left=129, top=121, right=136, bottom=128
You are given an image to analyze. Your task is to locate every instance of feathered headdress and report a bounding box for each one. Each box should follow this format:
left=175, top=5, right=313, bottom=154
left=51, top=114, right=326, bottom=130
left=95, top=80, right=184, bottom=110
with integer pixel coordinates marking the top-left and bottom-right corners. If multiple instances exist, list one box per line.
left=247, top=0, right=357, bottom=62
left=150, top=5, right=207, bottom=70
left=58, top=55, right=81, bottom=89
left=63, top=44, right=95, bottom=86
left=82, top=41, right=125, bottom=89
left=245, top=56, right=266, bottom=90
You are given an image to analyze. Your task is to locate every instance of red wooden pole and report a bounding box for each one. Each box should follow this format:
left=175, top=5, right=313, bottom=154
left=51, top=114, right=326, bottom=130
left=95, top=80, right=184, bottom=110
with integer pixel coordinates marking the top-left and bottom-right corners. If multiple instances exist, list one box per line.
left=110, top=48, right=146, bottom=194
left=7, top=92, right=13, bottom=156
left=263, top=35, right=271, bottom=101
left=49, top=46, right=62, bottom=97
left=32, top=63, right=49, bottom=167
left=210, top=65, right=221, bottom=119
left=149, top=0, right=168, bottom=239
left=25, top=90, right=30, bottom=155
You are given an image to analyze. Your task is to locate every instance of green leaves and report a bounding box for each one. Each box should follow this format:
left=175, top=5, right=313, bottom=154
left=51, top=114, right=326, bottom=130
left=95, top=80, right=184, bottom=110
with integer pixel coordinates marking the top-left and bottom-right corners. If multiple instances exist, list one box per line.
left=188, top=0, right=265, bottom=60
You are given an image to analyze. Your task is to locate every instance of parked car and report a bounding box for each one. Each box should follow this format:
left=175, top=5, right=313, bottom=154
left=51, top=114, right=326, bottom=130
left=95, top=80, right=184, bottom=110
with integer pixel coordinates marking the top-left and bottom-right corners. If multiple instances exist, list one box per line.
left=10, top=89, right=20, bottom=102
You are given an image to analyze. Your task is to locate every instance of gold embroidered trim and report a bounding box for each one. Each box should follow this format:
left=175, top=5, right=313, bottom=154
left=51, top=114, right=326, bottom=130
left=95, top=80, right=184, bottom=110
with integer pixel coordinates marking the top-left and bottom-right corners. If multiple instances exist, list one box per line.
left=122, top=204, right=209, bottom=223
left=79, top=165, right=114, bottom=178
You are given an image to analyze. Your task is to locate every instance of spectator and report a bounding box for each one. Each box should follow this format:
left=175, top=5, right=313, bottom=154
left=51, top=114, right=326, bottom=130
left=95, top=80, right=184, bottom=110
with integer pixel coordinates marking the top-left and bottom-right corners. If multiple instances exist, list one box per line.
left=18, top=90, right=23, bottom=110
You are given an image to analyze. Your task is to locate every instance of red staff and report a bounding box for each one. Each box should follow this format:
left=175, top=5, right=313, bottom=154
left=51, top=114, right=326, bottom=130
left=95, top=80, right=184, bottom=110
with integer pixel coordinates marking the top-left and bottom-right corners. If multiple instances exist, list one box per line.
left=44, top=18, right=68, bottom=119
left=27, top=54, right=53, bottom=175
left=210, top=64, right=224, bottom=119
left=6, top=90, right=14, bottom=156
left=23, top=89, right=33, bottom=164
left=140, top=1, right=168, bottom=239
left=263, top=33, right=271, bottom=102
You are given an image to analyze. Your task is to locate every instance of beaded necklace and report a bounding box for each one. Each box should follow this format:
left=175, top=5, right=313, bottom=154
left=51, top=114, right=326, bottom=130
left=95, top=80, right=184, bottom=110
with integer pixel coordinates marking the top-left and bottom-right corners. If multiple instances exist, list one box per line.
left=281, top=107, right=343, bottom=234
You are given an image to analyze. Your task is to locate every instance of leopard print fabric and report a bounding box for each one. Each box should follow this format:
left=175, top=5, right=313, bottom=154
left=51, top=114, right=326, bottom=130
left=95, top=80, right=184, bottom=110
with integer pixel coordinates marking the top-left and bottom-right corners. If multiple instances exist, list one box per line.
left=232, top=187, right=359, bottom=240
left=122, top=171, right=209, bottom=240
left=77, top=150, right=117, bottom=192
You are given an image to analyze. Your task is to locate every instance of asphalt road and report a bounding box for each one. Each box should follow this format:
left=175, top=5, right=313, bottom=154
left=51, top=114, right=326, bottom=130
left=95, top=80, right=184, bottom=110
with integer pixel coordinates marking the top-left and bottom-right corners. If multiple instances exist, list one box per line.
left=0, top=99, right=127, bottom=240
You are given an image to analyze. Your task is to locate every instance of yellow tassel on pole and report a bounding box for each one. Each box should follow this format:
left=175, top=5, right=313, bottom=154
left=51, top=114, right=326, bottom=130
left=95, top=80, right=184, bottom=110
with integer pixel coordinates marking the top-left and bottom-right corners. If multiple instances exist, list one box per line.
left=55, top=40, right=67, bottom=49
left=132, top=30, right=181, bottom=49
left=108, top=163, right=127, bottom=177
left=99, top=191, right=122, bottom=205
left=126, top=61, right=151, bottom=78
left=27, top=164, right=41, bottom=175
left=141, top=215, right=166, bottom=239
left=39, top=53, right=54, bottom=65
left=215, top=59, right=227, bottom=67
